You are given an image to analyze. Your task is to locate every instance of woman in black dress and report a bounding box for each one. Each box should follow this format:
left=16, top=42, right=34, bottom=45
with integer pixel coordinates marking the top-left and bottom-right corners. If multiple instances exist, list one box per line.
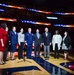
left=62, top=31, right=71, bottom=60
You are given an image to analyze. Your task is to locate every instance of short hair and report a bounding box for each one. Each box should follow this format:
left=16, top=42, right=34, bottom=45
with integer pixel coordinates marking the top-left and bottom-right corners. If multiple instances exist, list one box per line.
left=0, top=22, right=7, bottom=29
left=21, top=28, right=23, bottom=30
left=45, top=27, right=48, bottom=29
left=55, top=30, right=59, bottom=34
left=28, top=28, right=31, bottom=29
left=36, top=29, right=39, bottom=30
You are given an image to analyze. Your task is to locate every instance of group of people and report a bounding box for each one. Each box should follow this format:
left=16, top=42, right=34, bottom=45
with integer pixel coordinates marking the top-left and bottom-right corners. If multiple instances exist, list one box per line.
left=0, top=22, right=71, bottom=65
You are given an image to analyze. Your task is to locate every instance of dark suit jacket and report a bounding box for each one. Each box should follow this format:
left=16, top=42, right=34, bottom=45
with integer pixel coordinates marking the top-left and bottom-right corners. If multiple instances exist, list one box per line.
left=9, top=31, right=18, bottom=45
left=34, top=33, right=42, bottom=46
left=64, top=35, right=71, bottom=48
left=25, top=32, right=34, bottom=45
left=43, top=32, right=51, bottom=46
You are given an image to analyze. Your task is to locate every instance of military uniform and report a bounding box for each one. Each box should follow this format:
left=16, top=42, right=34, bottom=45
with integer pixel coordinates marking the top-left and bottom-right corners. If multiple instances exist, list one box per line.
left=25, top=32, right=34, bottom=58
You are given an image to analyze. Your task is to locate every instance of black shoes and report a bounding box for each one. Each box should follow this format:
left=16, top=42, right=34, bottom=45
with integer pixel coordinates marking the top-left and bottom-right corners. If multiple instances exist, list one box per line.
left=45, top=57, right=49, bottom=60
left=54, top=57, right=59, bottom=59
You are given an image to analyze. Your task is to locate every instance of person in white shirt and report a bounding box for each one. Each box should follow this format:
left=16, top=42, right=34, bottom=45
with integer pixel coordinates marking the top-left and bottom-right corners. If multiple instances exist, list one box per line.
left=18, top=28, right=25, bottom=59
left=52, top=30, right=62, bottom=59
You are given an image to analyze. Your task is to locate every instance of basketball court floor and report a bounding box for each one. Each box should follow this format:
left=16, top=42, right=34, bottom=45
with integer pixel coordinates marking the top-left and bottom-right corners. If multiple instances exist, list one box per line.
left=0, top=52, right=74, bottom=75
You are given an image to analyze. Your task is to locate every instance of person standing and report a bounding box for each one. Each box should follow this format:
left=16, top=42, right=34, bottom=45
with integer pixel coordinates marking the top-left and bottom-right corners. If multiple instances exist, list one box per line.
left=25, top=28, right=34, bottom=59
left=18, top=28, right=25, bottom=59
left=62, top=31, right=71, bottom=60
left=34, top=29, right=42, bottom=57
left=3, top=27, right=9, bottom=63
left=43, top=27, right=51, bottom=60
left=52, top=30, right=62, bottom=59
left=0, top=23, right=8, bottom=65
left=9, top=26, right=18, bottom=60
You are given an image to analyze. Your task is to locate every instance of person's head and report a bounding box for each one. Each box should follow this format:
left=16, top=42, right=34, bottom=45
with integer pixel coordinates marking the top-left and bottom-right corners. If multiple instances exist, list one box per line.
left=55, top=30, right=59, bottom=34
left=12, top=26, right=16, bottom=32
left=20, top=28, right=24, bottom=33
left=64, top=31, right=68, bottom=36
left=28, top=28, right=31, bottom=33
left=0, top=22, right=7, bottom=29
left=5, top=27, right=8, bottom=32
left=45, top=27, right=48, bottom=32
left=36, top=29, right=39, bottom=33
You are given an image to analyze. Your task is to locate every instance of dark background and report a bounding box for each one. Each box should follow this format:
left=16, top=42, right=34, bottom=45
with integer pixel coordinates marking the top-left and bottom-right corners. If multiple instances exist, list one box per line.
left=0, top=0, right=74, bottom=50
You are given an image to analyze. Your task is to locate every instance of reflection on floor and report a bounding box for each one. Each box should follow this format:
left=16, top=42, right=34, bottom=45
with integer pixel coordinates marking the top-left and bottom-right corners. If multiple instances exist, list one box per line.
left=33, top=57, right=73, bottom=75
left=0, top=52, right=74, bottom=75
left=60, top=62, right=74, bottom=71
left=1, top=66, right=40, bottom=75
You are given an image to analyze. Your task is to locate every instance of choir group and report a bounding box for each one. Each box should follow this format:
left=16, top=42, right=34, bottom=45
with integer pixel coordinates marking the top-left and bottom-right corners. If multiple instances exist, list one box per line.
left=0, top=23, right=71, bottom=65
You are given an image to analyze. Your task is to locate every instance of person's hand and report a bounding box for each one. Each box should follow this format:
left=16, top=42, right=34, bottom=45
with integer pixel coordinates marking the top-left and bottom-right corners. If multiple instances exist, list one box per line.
left=25, top=43, right=27, bottom=45
left=40, top=44, right=42, bottom=48
left=16, top=44, right=19, bottom=49
left=2, top=43, right=4, bottom=47
left=42, top=43, right=44, bottom=45
left=50, top=43, right=51, bottom=45
left=33, top=43, right=34, bottom=46
left=19, top=43, right=20, bottom=45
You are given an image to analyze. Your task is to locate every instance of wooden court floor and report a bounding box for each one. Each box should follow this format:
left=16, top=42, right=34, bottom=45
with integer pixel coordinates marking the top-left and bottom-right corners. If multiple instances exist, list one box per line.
left=0, top=52, right=74, bottom=75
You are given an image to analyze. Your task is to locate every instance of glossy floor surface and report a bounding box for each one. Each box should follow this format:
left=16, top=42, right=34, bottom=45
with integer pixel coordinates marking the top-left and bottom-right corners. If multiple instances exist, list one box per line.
left=0, top=52, right=74, bottom=75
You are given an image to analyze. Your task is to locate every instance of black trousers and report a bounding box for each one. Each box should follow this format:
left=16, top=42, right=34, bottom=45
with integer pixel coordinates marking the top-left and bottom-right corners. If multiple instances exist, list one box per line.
left=3, top=48, right=8, bottom=62
left=35, top=44, right=40, bottom=57
left=54, top=43, right=60, bottom=58
left=18, top=42, right=24, bottom=59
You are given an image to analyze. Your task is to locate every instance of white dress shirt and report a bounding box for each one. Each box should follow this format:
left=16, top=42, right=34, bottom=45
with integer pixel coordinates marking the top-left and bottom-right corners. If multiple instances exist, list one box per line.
left=18, top=32, right=25, bottom=45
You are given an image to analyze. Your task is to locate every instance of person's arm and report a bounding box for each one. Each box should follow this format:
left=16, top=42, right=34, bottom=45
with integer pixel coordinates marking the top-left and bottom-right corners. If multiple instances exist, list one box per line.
left=59, top=35, right=62, bottom=47
left=52, top=35, right=54, bottom=44
left=32, top=34, right=34, bottom=46
left=49, top=33, right=52, bottom=45
left=68, top=36, right=71, bottom=45
left=16, top=33, right=18, bottom=44
left=60, top=35, right=62, bottom=44
left=25, top=33, right=27, bottom=45
left=18, top=33, right=20, bottom=45
left=8, top=32, right=11, bottom=45
left=24, top=34, right=25, bottom=43
left=42, top=33, right=44, bottom=45
left=40, top=34, right=43, bottom=47
left=0, top=29, right=4, bottom=47
left=40, top=34, right=42, bottom=43
left=1, top=39, right=4, bottom=47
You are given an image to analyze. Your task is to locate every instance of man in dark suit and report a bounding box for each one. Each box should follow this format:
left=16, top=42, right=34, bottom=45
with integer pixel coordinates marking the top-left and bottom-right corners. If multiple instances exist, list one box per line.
left=43, top=27, right=51, bottom=60
left=34, top=29, right=42, bottom=57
